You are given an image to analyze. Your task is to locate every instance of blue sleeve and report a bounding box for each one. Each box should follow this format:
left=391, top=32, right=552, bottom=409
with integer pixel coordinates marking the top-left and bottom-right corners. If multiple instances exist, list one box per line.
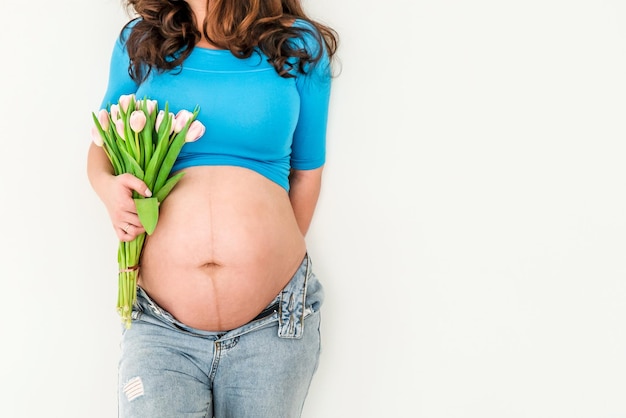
left=289, top=21, right=332, bottom=171
left=99, top=26, right=140, bottom=110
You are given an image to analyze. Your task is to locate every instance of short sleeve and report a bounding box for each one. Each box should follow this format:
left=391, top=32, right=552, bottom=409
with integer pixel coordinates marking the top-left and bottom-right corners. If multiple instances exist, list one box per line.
left=289, top=21, right=332, bottom=171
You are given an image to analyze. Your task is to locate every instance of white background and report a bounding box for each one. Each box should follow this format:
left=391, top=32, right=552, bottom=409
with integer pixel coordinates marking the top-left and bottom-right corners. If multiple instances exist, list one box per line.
left=1, top=0, right=625, bottom=417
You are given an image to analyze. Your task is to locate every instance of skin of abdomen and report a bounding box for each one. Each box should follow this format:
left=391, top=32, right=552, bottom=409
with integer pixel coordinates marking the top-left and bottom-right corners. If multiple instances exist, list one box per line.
left=138, top=165, right=307, bottom=331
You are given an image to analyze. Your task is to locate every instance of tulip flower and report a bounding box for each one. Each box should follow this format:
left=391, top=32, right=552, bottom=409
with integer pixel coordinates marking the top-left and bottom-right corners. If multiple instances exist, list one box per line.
left=129, top=110, right=147, bottom=133
left=173, top=109, right=194, bottom=133
left=136, top=98, right=157, bottom=115
left=91, top=125, right=104, bottom=147
left=119, top=94, right=135, bottom=113
left=115, top=119, right=126, bottom=140
left=110, top=104, right=120, bottom=123
left=186, top=120, right=206, bottom=142
left=155, top=110, right=175, bottom=135
left=97, top=109, right=110, bottom=131
left=91, top=96, right=205, bottom=329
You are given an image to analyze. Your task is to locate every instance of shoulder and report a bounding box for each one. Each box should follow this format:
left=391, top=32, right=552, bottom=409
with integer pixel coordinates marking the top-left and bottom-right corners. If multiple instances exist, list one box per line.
left=291, top=18, right=315, bottom=30
left=288, top=19, right=325, bottom=54
left=115, top=18, right=141, bottom=47
left=290, top=18, right=322, bottom=38
left=124, top=17, right=141, bottom=31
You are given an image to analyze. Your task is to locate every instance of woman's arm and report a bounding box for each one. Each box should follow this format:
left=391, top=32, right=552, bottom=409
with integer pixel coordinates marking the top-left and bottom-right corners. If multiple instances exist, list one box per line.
left=288, top=166, right=323, bottom=236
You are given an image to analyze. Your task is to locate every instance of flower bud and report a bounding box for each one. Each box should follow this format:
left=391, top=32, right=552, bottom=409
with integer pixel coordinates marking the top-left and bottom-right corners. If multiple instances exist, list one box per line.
left=110, top=105, right=120, bottom=122
left=145, top=99, right=157, bottom=115
left=91, top=126, right=104, bottom=147
left=173, top=110, right=193, bottom=133
left=130, top=110, right=147, bottom=133
left=185, top=120, right=206, bottom=142
left=136, top=99, right=157, bottom=116
left=115, top=119, right=126, bottom=140
left=119, top=94, right=135, bottom=113
left=155, top=110, right=176, bottom=135
left=155, top=110, right=165, bottom=132
left=97, top=109, right=110, bottom=131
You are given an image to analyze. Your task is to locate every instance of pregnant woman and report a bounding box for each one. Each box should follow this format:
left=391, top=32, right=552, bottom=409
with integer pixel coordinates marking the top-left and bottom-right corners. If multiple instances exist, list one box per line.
left=86, top=0, right=338, bottom=417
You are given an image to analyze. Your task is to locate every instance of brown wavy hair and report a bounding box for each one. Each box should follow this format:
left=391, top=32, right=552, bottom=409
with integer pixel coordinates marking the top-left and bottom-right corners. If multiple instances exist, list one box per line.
left=122, top=0, right=338, bottom=83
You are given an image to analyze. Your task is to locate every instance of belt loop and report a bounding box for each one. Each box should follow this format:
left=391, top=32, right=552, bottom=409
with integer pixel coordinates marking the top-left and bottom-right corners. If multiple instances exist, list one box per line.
left=278, top=254, right=310, bottom=339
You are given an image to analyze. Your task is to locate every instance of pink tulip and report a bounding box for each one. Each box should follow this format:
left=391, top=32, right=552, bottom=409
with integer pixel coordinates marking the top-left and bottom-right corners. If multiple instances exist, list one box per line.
left=91, top=125, right=104, bottom=147
left=155, top=110, right=165, bottom=132
left=145, top=99, right=157, bottom=115
left=155, top=110, right=175, bottom=135
left=173, top=110, right=194, bottom=133
left=185, top=120, right=206, bottom=142
left=155, top=110, right=163, bottom=127
left=129, top=110, right=147, bottom=133
left=136, top=99, right=157, bottom=115
left=97, top=109, right=110, bottom=131
left=119, top=94, right=135, bottom=113
left=110, top=105, right=120, bottom=122
left=115, top=119, right=126, bottom=140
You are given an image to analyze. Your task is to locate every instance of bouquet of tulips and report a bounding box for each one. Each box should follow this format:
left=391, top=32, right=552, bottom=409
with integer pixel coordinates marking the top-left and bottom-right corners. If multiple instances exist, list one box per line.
left=91, top=94, right=205, bottom=328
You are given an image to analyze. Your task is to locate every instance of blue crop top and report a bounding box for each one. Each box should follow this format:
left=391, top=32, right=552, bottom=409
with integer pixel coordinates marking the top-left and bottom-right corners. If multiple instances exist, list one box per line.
left=100, top=19, right=331, bottom=191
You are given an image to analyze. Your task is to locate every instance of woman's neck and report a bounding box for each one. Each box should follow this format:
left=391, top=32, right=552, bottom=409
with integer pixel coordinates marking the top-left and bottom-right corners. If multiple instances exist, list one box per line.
left=185, top=0, right=207, bottom=28
left=184, top=1, right=221, bottom=49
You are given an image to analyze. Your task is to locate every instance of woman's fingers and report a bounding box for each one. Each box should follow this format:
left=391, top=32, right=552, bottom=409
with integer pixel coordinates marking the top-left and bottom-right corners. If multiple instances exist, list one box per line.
left=116, top=221, right=146, bottom=242
left=117, top=173, right=152, bottom=198
left=104, top=173, right=152, bottom=241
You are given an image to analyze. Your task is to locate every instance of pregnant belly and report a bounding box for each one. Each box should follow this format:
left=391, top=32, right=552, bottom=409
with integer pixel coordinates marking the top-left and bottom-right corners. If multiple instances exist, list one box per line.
left=138, top=166, right=306, bottom=331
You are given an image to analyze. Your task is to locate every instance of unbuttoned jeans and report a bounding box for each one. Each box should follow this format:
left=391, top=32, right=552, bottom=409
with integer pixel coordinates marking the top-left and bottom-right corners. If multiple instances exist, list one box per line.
left=118, top=254, right=324, bottom=418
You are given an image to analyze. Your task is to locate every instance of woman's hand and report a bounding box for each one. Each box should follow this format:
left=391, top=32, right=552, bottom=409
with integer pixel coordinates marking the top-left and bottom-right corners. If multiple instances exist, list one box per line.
left=100, top=173, right=152, bottom=242
left=87, top=143, right=152, bottom=242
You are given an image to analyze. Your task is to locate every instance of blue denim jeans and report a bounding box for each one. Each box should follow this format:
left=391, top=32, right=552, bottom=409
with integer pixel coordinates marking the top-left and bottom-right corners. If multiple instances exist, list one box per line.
left=118, top=254, right=324, bottom=418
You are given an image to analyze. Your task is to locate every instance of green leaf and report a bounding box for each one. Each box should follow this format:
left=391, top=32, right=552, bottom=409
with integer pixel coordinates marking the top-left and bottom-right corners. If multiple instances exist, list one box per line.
left=154, top=172, right=185, bottom=202
left=143, top=131, right=170, bottom=190
left=157, top=102, right=171, bottom=140
left=119, top=147, right=145, bottom=179
left=134, top=197, right=159, bottom=235
left=152, top=131, right=187, bottom=193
